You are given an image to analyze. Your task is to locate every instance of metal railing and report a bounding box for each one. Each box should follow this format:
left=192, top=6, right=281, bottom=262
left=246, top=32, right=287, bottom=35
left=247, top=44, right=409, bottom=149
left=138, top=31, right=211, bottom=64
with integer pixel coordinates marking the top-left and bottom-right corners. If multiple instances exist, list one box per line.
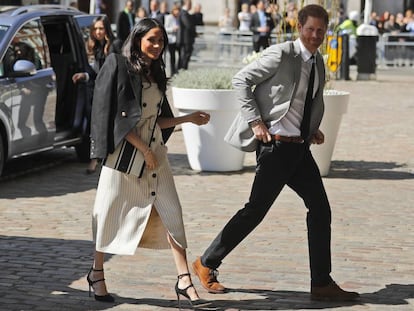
left=191, top=26, right=414, bottom=68
left=377, top=32, right=414, bottom=67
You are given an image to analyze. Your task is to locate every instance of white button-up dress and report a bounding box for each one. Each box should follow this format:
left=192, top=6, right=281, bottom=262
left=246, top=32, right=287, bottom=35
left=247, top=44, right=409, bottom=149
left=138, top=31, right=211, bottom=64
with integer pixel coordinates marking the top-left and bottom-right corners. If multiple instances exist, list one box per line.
left=92, top=82, right=187, bottom=255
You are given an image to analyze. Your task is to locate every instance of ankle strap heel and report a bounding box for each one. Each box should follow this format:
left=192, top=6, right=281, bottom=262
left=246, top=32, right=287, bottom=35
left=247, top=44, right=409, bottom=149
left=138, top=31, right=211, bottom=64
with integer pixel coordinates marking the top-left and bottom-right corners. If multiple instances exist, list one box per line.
left=175, top=273, right=209, bottom=310
left=177, top=273, right=191, bottom=280
left=86, top=266, right=114, bottom=303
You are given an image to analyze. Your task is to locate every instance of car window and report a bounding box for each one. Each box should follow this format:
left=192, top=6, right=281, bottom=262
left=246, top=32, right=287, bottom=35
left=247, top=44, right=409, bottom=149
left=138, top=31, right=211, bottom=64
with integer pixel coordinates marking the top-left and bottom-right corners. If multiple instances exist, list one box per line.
left=0, top=25, right=8, bottom=42
left=0, top=25, right=10, bottom=76
left=1, top=19, right=47, bottom=77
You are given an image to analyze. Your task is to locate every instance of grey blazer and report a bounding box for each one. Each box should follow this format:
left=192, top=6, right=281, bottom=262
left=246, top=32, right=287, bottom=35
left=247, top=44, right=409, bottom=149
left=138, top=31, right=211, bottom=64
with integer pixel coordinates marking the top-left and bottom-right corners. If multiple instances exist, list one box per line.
left=225, top=40, right=325, bottom=152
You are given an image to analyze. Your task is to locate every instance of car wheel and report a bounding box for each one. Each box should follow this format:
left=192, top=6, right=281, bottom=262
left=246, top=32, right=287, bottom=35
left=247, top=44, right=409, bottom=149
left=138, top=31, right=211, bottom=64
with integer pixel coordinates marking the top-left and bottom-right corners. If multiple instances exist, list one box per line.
left=75, top=138, right=91, bottom=163
left=0, top=136, right=4, bottom=176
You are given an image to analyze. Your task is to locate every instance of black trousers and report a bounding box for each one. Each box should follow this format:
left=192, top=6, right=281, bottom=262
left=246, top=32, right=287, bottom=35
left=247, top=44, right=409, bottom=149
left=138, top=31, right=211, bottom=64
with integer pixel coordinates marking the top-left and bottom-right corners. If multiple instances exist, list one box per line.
left=201, top=140, right=332, bottom=286
left=168, top=43, right=179, bottom=75
left=178, top=43, right=193, bottom=70
left=253, top=36, right=270, bottom=53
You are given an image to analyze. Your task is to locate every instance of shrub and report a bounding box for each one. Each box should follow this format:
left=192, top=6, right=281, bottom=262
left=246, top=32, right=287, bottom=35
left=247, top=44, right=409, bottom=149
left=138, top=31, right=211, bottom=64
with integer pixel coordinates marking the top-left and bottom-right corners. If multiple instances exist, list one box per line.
left=170, top=67, right=239, bottom=90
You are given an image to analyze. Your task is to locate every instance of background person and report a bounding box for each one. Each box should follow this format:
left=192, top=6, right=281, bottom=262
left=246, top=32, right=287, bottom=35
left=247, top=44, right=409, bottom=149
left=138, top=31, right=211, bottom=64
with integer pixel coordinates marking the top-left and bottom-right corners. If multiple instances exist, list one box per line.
left=177, top=0, right=196, bottom=70
left=72, top=16, right=121, bottom=174
left=164, top=4, right=181, bottom=76
left=116, top=0, right=135, bottom=43
left=192, top=3, right=204, bottom=26
left=250, top=0, right=275, bottom=52
left=238, top=3, right=251, bottom=32
left=87, top=18, right=210, bottom=309
left=218, top=7, right=234, bottom=57
left=135, top=6, right=149, bottom=24
left=149, top=0, right=164, bottom=24
left=336, top=10, right=359, bottom=65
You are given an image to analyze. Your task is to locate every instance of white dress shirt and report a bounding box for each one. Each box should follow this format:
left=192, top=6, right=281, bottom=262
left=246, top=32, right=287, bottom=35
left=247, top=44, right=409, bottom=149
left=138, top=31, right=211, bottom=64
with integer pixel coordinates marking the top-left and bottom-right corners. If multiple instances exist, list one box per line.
left=268, top=38, right=319, bottom=136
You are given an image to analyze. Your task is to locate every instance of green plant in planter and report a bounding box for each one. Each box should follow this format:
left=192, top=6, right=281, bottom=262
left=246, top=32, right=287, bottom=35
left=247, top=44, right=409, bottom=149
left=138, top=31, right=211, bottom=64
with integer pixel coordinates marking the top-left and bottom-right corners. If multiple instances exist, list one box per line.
left=170, top=67, right=239, bottom=90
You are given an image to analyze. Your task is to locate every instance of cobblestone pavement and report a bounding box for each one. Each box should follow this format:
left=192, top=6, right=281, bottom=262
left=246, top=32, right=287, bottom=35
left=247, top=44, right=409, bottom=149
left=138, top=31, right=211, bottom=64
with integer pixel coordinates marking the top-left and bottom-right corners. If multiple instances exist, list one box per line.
left=0, top=67, right=413, bottom=311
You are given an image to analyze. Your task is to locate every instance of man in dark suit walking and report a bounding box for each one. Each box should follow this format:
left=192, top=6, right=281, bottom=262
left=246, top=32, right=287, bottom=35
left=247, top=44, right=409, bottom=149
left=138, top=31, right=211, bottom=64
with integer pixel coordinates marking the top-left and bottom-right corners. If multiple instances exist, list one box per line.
left=149, top=0, right=165, bottom=24
left=250, top=0, right=275, bottom=52
left=177, top=0, right=196, bottom=70
left=116, top=0, right=134, bottom=43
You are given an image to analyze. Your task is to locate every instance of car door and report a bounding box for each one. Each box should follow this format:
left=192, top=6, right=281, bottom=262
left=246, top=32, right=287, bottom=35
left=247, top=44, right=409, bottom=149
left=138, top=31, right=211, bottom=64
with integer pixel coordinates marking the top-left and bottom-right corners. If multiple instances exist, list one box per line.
left=1, top=19, right=56, bottom=156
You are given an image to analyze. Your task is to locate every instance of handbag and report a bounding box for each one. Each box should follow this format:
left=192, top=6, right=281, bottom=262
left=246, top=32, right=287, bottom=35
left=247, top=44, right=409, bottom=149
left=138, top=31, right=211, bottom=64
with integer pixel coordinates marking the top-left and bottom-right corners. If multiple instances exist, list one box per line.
left=103, top=96, right=163, bottom=178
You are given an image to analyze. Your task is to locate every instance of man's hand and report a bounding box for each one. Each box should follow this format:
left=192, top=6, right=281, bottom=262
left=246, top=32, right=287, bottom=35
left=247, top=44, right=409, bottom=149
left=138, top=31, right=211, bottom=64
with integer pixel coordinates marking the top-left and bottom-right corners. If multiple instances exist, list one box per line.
left=310, top=129, right=324, bottom=144
left=251, top=121, right=272, bottom=143
left=72, top=72, right=87, bottom=84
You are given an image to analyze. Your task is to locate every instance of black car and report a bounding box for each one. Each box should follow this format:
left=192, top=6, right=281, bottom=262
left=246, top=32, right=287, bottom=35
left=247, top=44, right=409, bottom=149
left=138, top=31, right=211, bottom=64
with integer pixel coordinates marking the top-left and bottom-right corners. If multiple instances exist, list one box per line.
left=0, top=5, right=100, bottom=176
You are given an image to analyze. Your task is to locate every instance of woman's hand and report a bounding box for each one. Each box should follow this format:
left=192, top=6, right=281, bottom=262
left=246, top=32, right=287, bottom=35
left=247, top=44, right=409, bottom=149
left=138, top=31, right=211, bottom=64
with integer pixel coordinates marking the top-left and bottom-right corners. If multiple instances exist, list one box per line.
left=144, top=149, right=158, bottom=170
left=188, top=111, right=210, bottom=126
left=158, top=111, right=210, bottom=129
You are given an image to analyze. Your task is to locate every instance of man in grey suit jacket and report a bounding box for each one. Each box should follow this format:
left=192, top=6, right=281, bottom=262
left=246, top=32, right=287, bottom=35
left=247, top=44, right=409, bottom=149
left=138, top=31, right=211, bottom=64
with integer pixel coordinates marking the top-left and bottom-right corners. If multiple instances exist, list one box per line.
left=192, top=5, right=360, bottom=302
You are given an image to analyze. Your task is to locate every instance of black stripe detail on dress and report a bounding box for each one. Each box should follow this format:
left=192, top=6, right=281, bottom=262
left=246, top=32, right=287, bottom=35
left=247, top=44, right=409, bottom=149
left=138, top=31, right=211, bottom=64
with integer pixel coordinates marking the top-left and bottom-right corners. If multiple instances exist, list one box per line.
left=117, top=141, right=135, bottom=173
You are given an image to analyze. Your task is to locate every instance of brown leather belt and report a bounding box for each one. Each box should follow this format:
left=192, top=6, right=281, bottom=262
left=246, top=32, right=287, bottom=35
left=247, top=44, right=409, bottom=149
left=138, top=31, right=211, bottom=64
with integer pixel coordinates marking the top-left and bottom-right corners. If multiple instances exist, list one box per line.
left=272, top=135, right=304, bottom=143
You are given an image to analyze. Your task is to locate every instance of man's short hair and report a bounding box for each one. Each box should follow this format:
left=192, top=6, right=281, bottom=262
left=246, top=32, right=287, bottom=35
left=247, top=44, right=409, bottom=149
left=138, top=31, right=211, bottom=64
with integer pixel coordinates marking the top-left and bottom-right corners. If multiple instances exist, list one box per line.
left=298, top=4, right=329, bottom=27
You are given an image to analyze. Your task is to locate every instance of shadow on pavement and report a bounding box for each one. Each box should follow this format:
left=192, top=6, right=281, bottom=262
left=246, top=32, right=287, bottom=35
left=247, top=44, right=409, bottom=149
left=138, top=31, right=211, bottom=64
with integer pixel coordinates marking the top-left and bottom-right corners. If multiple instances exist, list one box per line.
left=1, top=236, right=413, bottom=310
left=169, top=154, right=414, bottom=180
left=328, top=160, right=414, bottom=180
left=0, top=160, right=99, bottom=199
left=168, top=153, right=256, bottom=176
left=122, top=284, right=414, bottom=310
left=0, top=235, right=119, bottom=310
left=223, top=285, right=414, bottom=309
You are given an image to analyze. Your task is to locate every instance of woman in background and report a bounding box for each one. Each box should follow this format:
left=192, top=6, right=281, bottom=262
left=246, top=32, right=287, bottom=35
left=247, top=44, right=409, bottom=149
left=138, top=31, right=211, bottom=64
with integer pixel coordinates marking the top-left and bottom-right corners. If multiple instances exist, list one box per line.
left=72, top=16, right=121, bottom=174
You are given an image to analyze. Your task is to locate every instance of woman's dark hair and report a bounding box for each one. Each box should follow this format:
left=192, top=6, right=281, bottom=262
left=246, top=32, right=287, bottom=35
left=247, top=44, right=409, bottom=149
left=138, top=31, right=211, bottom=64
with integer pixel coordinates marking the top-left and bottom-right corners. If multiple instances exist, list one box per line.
left=88, top=15, right=116, bottom=56
left=122, top=18, right=169, bottom=92
left=298, top=4, right=329, bottom=27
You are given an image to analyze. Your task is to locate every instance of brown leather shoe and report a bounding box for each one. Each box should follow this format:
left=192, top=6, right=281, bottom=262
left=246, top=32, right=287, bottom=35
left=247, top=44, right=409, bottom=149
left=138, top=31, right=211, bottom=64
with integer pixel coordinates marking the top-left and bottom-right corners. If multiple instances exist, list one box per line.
left=192, top=257, right=227, bottom=294
left=311, top=281, right=360, bottom=301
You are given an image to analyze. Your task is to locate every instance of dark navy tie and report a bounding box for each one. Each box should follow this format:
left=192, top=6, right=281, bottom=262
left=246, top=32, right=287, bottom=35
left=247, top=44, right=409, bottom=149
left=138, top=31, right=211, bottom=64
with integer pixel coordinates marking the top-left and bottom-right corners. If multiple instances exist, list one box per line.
left=301, top=55, right=315, bottom=140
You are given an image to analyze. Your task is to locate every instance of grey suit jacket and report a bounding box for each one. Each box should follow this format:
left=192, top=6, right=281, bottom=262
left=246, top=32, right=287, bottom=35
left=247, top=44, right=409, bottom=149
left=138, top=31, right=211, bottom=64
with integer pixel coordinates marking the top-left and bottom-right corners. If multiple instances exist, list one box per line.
left=225, top=40, right=325, bottom=152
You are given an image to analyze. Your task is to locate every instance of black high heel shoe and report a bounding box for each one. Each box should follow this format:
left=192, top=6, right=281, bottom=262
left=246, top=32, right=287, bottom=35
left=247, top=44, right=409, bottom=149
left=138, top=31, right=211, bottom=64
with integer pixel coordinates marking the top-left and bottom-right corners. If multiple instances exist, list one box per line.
left=86, top=267, right=115, bottom=303
left=175, top=273, right=209, bottom=310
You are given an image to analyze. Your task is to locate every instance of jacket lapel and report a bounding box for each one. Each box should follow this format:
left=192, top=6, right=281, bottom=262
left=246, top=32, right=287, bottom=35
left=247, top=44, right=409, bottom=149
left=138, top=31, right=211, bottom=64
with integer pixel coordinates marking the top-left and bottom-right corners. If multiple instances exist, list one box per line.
left=291, top=41, right=302, bottom=97
left=128, top=69, right=143, bottom=102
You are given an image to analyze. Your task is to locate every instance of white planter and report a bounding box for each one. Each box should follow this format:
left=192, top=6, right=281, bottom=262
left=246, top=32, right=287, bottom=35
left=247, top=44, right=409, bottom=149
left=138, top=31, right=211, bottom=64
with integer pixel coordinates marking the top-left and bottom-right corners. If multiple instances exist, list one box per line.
left=172, top=87, right=245, bottom=172
left=311, top=90, right=350, bottom=176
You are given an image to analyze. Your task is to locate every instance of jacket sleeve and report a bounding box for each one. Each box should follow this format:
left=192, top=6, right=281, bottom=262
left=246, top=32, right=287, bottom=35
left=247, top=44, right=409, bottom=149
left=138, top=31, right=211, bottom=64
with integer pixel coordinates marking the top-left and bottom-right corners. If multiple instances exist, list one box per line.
left=90, top=53, right=118, bottom=159
left=232, top=44, right=283, bottom=121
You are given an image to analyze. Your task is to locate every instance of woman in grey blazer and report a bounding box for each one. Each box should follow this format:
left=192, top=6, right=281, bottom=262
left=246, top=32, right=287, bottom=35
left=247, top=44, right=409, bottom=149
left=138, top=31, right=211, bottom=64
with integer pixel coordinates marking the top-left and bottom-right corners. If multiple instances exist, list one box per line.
left=87, top=18, right=210, bottom=309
